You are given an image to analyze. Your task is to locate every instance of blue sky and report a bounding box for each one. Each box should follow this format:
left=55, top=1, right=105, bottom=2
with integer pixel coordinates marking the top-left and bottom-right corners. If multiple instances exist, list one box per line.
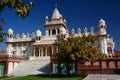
left=0, top=0, right=120, bottom=50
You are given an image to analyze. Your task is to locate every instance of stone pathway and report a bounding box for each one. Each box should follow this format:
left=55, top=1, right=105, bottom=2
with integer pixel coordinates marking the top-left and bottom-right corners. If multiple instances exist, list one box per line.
left=83, top=74, right=120, bottom=80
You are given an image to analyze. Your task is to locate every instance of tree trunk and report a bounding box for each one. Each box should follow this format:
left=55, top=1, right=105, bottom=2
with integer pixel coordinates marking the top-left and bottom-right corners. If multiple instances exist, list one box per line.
left=67, top=63, right=70, bottom=76
left=58, top=63, right=61, bottom=75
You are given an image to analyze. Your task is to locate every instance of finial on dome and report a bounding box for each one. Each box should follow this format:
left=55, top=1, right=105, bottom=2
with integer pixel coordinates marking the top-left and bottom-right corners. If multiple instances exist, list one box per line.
left=55, top=3, right=57, bottom=8
left=51, top=4, right=62, bottom=20
left=91, top=27, right=94, bottom=34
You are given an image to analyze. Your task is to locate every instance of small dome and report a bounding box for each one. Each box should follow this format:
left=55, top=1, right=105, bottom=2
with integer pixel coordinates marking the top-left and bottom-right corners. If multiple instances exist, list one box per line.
left=22, top=33, right=26, bottom=38
left=36, top=29, right=42, bottom=36
left=46, top=16, right=48, bottom=20
left=8, top=28, right=13, bottom=34
left=60, top=27, right=66, bottom=34
left=99, top=18, right=105, bottom=24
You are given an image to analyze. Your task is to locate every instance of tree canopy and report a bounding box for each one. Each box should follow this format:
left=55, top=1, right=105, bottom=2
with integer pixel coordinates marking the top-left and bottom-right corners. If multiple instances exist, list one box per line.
left=0, top=0, right=34, bottom=43
left=55, top=34, right=105, bottom=63
left=0, top=0, right=34, bottom=18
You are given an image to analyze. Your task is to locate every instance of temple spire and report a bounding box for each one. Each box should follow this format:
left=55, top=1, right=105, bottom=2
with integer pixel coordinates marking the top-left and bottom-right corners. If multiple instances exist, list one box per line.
left=51, top=4, right=62, bottom=20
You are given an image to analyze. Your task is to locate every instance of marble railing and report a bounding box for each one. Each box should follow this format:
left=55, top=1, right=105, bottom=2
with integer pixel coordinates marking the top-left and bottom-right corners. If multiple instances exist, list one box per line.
left=0, top=54, right=23, bottom=61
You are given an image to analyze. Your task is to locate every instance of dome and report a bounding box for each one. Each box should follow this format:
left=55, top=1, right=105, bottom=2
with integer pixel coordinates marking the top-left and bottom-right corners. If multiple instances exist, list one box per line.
left=99, top=18, right=105, bottom=24
left=46, top=16, right=48, bottom=20
left=22, top=33, right=26, bottom=38
left=36, top=29, right=42, bottom=36
left=8, top=28, right=13, bottom=34
left=60, top=27, right=66, bottom=34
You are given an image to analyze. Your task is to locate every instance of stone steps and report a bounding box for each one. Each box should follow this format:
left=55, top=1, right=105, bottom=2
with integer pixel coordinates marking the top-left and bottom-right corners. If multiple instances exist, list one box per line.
left=8, top=60, right=50, bottom=77
left=83, top=74, right=120, bottom=80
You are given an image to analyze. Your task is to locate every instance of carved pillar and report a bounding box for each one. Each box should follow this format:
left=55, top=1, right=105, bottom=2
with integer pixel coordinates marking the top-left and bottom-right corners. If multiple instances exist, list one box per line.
left=52, top=47, right=54, bottom=55
left=50, top=30, right=52, bottom=36
left=56, top=29, right=57, bottom=35
left=112, top=47, right=114, bottom=54
left=39, top=47, right=40, bottom=57
left=41, top=47, right=43, bottom=57
left=34, top=47, right=35, bottom=57
left=45, top=47, right=47, bottom=56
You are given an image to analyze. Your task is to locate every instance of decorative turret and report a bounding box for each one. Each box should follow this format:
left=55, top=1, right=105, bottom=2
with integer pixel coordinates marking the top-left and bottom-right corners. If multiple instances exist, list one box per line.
left=21, top=33, right=26, bottom=39
left=91, top=27, right=94, bottom=34
left=98, top=18, right=108, bottom=55
left=60, top=27, right=66, bottom=35
left=84, top=27, right=88, bottom=36
left=44, top=4, right=68, bottom=37
left=98, top=18, right=107, bottom=35
left=36, top=29, right=42, bottom=41
left=7, top=28, right=13, bottom=38
left=71, top=28, right=75, bottom=34
left=84, top=27, right=87, bottom=33
left=45, top=16, right=49, bottom=23
left=78, top=28, right=81, bottom=34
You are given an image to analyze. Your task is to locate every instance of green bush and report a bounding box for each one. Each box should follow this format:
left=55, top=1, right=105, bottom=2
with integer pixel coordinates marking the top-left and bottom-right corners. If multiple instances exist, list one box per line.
left=0, top=75, right=9, bottom=79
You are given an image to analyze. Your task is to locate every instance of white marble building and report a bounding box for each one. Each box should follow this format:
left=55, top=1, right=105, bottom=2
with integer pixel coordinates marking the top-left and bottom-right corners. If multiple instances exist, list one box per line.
left=6, top=6, right=115, bottom=61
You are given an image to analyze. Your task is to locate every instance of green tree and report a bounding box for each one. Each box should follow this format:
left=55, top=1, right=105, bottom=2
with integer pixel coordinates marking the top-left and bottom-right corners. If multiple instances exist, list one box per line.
left=54, top=34, right=105, bottom=75
left=0, top=0, right=34, bottom=18
left=0, top=0, right=34, bottom=43
left=0, top=18, right=5, bottom=42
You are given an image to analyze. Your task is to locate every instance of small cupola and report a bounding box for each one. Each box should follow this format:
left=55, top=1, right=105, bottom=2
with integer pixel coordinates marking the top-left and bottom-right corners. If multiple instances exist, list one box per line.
left=36, top=29, right=42, bottom=41
left=98, top=18, right=106, bottom=28
left=7, top=28, right=13, bottom=38
left=60, top=27, right=66, bottom=35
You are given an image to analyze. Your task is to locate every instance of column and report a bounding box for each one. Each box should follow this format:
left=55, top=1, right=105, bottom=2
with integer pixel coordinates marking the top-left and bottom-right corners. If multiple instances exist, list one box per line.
left=34, top=47, right=35, bottom=57
left=45, top=47, right=47, bottom=56
left=112, top=47, right=114, bottom=54
left=39, top=47, right=40, bottom=57
left=52, top=47, right=54, bottom=55
left=50, top=30, right=52, bottom=36
left=41, top=47, right=43, bottom=57
left=56, top=29, right=57, bottom=35
left=46, top=30, right=48, bottom=36
left=16, top=44, right=18, bottom=56
left=56, top=46, right=58, bottom=53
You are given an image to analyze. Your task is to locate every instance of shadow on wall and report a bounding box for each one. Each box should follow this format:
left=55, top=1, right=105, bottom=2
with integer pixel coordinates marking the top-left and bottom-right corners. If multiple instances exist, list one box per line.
left=37, top=63, right=50, bottom=74
left=114, top=69, right=120, bottom=74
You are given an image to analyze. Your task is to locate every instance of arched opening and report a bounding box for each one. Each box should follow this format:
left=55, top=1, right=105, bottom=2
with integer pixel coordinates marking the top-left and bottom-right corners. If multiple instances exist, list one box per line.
left=43, top=47, right=46, bottom=56
left=47, top=47, right=52, bottom=56
left=52, top=29, right=56, bottom=35
left=102, top=61, right=107, bottom=68
left=109, top=61, right=115, bottom=68
left=35, top=47, right=39, bottom=57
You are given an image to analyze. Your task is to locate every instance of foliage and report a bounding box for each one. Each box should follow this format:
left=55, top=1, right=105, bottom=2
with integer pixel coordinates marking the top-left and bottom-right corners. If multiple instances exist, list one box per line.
left=0, top=0, right=34, bottom=43
left=55, top=34, right=105, bottom=63
left=0, top=75, right=10, bottom=79
left=0, top=0, right=34, bottom=18
left=0, top=19, right=6, bottom=42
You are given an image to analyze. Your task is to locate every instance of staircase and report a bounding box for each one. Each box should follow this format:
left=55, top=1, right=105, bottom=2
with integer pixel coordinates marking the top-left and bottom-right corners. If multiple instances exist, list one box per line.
left=9, top=60, right=50, bottom=77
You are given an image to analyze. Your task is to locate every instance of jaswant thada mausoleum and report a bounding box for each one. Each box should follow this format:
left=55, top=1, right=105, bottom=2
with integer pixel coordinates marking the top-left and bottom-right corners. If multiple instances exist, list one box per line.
left=0, top=6, right=117, bottom=76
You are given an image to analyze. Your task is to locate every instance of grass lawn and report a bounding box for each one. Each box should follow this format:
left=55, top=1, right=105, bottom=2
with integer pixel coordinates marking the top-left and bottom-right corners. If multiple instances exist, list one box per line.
left=7, top=74, right=87, bottom=80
